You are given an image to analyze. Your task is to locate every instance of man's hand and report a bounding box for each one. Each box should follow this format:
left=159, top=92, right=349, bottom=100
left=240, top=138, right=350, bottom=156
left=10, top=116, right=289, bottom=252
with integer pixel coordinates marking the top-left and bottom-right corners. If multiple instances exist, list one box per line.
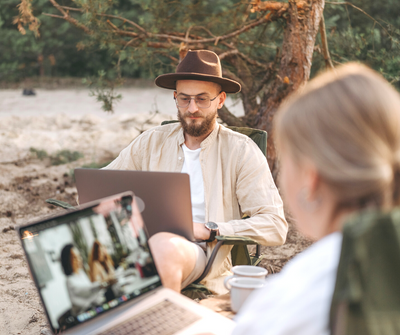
left=193, top=222, right=211, bottom=241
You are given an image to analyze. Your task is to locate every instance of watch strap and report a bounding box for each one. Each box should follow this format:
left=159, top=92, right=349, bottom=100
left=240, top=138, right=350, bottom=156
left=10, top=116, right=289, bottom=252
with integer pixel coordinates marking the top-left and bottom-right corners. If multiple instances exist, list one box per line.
left=204, top=229, right=217, bottom=242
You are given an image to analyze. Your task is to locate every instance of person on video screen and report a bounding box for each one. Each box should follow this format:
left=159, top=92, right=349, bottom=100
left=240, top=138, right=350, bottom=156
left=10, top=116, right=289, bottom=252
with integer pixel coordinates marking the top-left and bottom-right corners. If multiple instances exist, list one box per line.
left=89, top=240, right=116, bottom=301
left=61, top=244, right=115, bottom=316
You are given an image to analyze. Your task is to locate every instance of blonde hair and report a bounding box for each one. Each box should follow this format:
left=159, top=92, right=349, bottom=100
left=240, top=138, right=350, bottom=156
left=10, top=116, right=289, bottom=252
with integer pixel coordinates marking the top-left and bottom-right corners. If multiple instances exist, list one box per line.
left=276, top=63, right=400, bottom=210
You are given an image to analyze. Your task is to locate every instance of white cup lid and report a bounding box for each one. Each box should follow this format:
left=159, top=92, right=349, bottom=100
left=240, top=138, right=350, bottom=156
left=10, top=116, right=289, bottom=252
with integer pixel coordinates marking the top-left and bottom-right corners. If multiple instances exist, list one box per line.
left=232, top=265, right=268, bottom=277
left=230, top=277, right=265, bottom=289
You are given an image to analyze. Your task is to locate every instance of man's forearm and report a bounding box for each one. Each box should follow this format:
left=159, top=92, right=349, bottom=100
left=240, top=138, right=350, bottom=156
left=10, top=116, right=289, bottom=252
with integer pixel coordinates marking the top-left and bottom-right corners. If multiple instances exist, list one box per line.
left=216, top=210, right=288, bottom=246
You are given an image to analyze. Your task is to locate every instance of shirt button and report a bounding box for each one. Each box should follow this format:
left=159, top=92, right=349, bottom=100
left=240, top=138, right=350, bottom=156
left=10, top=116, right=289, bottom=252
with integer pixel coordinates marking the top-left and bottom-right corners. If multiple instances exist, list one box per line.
left=270, top=184, right=275, bottom=189
left=178, top=157, right=182, bottom=160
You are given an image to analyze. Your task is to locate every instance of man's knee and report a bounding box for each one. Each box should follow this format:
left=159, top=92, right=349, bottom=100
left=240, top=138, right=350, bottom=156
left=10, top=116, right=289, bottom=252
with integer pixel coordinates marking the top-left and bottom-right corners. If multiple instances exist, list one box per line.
left=148, top=232, right=198, bottom=291
left=149, top=232, right=186, bottom=263
left=148, top=232, right=189, bottom=275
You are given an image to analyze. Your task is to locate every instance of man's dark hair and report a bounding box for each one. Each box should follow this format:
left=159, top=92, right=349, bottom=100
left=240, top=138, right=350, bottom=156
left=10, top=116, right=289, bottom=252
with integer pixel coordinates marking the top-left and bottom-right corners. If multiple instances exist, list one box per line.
left=61, top=244, right=74, bottom=276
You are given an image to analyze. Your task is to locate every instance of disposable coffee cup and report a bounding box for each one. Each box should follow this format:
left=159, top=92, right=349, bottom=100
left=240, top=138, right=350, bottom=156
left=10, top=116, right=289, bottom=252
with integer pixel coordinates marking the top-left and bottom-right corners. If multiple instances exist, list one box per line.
left=225, top=277, right=265, bottom=313
left=224, top=265, right=268, bottom=290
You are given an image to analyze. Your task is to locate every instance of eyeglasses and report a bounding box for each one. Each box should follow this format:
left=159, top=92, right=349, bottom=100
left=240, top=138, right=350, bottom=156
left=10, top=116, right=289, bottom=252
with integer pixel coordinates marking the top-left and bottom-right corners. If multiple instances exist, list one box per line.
left=174, top=91, right=222, bottom=109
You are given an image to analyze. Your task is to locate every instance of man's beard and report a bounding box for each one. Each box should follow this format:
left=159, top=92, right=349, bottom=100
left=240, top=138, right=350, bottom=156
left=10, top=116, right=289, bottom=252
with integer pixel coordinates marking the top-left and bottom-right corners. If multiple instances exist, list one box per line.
left=177, top=109, right=218, bottom=137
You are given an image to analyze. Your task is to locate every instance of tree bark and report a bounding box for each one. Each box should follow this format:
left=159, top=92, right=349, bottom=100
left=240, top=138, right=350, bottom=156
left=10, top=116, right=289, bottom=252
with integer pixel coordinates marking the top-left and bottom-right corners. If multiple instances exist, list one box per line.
left=254, top=0, right=325, bottom=178
left=218, top=106, right=246, bottom=127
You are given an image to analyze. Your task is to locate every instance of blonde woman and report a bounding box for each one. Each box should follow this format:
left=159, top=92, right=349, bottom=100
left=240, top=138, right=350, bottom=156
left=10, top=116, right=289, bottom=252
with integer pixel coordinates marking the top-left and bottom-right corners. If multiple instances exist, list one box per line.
left=233, top=64, right=400, bottom=335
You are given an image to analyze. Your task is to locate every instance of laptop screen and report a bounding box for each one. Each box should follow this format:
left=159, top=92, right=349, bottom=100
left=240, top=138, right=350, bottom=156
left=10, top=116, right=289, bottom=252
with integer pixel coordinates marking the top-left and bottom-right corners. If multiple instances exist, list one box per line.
left=19, top=193, right=162, bottom=333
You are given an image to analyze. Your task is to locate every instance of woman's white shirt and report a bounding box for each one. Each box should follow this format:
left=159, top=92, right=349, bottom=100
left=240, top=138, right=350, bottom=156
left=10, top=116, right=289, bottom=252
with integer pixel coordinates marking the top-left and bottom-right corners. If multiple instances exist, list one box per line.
left=233, top=232, right=343, bottom=335
left=66, top=269, right=105, bottom=315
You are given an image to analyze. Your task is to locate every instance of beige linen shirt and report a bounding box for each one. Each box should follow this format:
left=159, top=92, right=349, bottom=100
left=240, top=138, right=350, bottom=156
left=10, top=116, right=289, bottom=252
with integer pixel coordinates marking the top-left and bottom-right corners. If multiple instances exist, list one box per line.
left=106, top=122, right=288, bottom=294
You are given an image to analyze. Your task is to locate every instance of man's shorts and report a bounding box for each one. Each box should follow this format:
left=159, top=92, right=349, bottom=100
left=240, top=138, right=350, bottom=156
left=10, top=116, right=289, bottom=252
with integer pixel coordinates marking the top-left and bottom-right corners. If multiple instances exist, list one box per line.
left=181, top=242, right=207, bottom=288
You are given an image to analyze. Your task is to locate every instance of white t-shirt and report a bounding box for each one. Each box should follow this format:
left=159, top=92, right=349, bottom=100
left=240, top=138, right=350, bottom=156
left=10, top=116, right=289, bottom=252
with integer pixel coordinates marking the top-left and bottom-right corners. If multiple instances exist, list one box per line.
left=181, top=144, right=206, bottom=223
left=232, top=232, right=343, bottom=335
left=66, top=269, right=105, bottom=315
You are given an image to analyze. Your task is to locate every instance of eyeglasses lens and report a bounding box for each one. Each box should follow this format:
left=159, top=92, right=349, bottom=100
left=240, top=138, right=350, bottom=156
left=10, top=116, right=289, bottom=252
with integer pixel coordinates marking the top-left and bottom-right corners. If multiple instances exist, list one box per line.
left=176, top=95, right=210, bottom=108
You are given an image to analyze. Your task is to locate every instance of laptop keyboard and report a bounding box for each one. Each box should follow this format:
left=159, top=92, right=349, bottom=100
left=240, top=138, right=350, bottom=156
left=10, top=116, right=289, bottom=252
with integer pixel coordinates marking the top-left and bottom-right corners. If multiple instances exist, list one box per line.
left=99, top=300, right=201, bottom=335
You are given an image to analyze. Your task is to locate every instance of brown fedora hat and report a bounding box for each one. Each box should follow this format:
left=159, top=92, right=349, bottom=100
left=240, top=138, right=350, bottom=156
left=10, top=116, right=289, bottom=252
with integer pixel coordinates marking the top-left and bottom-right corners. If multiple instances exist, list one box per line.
left=155, top=50, right=241, bottom=94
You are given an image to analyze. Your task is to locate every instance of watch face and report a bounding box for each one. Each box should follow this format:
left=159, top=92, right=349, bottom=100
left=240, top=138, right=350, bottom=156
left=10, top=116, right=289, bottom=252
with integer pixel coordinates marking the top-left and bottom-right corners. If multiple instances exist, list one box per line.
left=206, top=222, right=218, bottom=230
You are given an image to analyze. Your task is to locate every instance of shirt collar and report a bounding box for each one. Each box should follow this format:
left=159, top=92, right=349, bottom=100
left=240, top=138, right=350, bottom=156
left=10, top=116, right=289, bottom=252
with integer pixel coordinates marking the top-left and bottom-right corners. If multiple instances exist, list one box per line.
left=178, top=126, right=185, bottom=146
left=200, top=121, right=219, bottom=149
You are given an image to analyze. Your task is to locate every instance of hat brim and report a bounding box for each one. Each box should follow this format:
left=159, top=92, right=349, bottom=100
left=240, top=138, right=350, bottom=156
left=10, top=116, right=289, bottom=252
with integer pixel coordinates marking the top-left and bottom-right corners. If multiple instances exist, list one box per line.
left=155, top=73, right=241, bottom=94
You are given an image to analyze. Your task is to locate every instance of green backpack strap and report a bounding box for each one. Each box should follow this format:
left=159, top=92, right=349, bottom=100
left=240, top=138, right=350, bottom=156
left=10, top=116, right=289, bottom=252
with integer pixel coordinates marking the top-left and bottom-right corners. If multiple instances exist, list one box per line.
left=161, top=120, right=179, bottom=126
left=45, top=198, right=76, bottom=210
left=330, top=209, right=400, bottom=335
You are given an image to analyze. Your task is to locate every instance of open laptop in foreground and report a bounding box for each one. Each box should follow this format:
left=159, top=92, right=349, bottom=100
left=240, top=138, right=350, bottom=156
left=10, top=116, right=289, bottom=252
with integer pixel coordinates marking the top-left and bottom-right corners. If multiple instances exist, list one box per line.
left=75, top=168, right=194, bottom=241
left=17, top=192, right=235, bottom=334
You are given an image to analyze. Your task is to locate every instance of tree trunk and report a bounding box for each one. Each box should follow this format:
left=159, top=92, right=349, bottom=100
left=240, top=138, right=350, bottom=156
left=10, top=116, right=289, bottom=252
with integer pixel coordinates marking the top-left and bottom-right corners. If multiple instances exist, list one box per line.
left=254, top=0, right=325, bottom=178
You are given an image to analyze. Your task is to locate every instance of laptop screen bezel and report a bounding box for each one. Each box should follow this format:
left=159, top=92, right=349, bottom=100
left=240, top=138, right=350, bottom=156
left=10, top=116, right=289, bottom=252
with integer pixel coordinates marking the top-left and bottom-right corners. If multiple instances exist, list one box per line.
left=17, top=191, right=163, bottom=334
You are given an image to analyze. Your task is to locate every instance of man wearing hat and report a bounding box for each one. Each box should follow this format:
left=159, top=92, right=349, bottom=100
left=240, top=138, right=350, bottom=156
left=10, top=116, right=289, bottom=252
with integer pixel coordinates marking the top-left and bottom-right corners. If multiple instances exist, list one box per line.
left=106, top=50, right=287, bottom=294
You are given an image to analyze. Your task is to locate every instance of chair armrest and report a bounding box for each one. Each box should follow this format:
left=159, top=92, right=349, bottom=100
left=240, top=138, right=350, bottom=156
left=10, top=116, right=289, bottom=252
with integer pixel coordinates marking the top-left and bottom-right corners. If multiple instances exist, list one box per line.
left=194, top=236, right=261, bottom=284
left=45, top=198, right=76, bottom=210
left=216, top=235, right=261, bottom=246
left=194, top=240, right=224, bottom=284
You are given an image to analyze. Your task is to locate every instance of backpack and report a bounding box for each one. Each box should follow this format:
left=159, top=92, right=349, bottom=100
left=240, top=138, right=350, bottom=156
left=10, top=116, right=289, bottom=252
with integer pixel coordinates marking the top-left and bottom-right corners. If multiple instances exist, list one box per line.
left=330, top=209, right=400, bottom=335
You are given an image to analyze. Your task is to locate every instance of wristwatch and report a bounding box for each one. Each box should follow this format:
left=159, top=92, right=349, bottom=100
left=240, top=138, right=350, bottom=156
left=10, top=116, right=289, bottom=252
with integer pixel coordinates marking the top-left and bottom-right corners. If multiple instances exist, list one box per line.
left=204, top=221, right=219, bottom=242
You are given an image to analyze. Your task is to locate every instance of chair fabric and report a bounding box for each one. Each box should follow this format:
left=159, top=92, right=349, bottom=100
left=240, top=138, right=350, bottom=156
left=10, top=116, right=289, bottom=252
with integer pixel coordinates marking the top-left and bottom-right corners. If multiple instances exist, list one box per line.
left=330, top=209, right=400, bottom=335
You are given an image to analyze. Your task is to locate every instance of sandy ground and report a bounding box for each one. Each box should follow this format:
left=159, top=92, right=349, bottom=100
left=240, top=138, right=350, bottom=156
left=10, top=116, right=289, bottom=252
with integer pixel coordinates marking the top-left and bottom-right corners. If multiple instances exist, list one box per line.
left=0, top=88, right=311, bottom=335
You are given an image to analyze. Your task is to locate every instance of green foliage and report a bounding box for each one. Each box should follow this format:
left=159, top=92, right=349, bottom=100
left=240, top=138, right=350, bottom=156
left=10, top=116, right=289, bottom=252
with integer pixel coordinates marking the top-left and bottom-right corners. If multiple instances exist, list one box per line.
left=3, top=0, right=400, bottom=94
left=312, top=0, right=400, bottom=89
left=0, top=0, right=118, bottom=81
left=84, top=70, right=122, bottom=113
left=71, top=0, right=284, bottom=86
left=29, top=147, right=48, bottom=159
left=50, top=150, right=83, bottom=165
left=30, top=147, right=83, bottom=165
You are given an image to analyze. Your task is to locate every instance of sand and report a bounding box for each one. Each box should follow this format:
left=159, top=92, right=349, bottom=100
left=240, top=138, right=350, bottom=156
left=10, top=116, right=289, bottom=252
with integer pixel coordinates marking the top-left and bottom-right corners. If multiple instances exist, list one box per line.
left=0, top=88, right=311, bottom=335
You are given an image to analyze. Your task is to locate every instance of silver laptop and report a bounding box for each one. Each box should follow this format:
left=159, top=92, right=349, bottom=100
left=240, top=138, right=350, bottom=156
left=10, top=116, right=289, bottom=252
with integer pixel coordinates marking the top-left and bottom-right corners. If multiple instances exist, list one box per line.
left=17, top=192, right=235, bottom=334
left=74, top=168, right=194, bottom=241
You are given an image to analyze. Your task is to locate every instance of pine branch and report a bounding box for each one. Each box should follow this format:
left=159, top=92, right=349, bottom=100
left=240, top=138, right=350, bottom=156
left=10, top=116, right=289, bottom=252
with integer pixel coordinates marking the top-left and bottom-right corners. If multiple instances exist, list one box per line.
left=326, top=1, right=398, bottom=45
left=49, top=4, right=270, bottom=46
left=218, top=106, right=247, bottom=127
left=14, top=0, right=40, bottom=36
left=251, top=1, right=308, bottom=14
left=222, top=69, right=246, bottom=90
left=319, top=15, right=334, bottom=69
left=48, top=0, right=91, bottom=34
left=252, top=60, right=276, bottom=96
